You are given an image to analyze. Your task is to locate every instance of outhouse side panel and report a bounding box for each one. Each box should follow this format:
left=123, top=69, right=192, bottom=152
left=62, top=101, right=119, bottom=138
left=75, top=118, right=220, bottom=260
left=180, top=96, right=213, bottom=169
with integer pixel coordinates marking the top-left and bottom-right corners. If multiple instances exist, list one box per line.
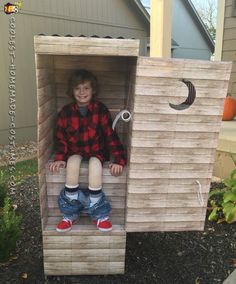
left=36, top=54, right=57, bottom=229
left=126, top=57, right=232, bottom=232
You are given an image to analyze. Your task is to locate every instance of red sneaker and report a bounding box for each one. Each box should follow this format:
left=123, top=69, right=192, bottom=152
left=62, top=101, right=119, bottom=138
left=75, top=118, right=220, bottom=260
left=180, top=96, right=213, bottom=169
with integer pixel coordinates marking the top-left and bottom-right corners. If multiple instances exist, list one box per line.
left=56, top=218, right=73, bottom=232
left=93, top=217, right=112, bottom=232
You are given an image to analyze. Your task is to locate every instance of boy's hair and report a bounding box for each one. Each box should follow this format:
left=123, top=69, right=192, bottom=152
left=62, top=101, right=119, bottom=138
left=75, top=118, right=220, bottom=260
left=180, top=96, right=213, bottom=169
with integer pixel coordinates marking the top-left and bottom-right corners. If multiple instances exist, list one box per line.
left=67, top=69, right=98, bottom=97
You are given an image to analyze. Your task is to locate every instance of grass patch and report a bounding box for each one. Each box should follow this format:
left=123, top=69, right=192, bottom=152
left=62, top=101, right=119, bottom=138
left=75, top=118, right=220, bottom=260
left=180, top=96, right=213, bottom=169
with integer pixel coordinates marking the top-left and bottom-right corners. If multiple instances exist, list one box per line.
left=0, top=158, right=38, bottom=185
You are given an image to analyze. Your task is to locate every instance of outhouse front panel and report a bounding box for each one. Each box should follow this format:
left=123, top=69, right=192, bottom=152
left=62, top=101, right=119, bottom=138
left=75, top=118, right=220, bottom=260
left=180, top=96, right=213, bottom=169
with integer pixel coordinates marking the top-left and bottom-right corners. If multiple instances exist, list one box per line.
left=126, top=56, right=231, bottom=232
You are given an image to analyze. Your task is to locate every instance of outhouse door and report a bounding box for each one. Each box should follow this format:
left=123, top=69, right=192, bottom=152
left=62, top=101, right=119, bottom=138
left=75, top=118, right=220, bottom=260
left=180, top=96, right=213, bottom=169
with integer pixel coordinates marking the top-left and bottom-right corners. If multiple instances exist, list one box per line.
left=125, top=56, right=231, bottom=232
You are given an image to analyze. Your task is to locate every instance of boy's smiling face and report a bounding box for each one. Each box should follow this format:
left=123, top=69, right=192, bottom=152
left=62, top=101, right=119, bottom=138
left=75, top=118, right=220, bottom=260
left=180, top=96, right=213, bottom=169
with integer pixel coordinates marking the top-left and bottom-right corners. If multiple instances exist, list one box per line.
left=73, top=81, right=94, bottom=106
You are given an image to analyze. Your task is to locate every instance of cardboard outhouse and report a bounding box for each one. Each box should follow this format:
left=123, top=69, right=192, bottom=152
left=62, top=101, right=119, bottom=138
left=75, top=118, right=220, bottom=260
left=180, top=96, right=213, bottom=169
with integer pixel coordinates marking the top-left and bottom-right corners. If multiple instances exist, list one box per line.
left=34, top=36, right=231, bottom=275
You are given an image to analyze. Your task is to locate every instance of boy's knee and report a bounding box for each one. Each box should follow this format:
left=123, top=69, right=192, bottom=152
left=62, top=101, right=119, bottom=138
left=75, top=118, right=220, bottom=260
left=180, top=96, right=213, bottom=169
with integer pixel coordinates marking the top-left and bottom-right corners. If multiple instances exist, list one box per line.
left=67, top=154, right=82, bottom=164
left=89, top=157, right=102, bottom=188
left=89, top=156, right=102, bottom=167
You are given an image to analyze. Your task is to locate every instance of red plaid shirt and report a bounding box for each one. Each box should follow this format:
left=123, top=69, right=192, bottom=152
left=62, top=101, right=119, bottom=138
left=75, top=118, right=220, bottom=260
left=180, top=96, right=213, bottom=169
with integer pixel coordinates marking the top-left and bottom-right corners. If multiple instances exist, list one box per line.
left=54, top=99, right=126, bottom=166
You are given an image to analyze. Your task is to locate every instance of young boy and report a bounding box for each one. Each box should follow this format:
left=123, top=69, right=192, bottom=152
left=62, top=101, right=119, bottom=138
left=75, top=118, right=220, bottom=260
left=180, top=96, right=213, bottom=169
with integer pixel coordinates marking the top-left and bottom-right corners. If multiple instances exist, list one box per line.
left=49, top=69, right=126, bottom=232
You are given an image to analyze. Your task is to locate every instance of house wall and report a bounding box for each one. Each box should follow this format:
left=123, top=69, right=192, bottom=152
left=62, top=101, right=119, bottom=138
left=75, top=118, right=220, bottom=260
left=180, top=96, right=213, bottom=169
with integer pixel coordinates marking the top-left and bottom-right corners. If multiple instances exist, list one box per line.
left=172, top=0, right=212, bottom=60
left=0, top=0, right=148, bottom=144
left=222, top=0, right=236, bottom=98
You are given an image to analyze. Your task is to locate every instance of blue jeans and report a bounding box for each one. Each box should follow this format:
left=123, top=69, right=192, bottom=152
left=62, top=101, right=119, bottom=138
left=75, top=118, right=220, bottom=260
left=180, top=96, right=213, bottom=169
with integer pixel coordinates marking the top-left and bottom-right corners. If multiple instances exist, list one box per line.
left=58, top=188, right=111, bottom=221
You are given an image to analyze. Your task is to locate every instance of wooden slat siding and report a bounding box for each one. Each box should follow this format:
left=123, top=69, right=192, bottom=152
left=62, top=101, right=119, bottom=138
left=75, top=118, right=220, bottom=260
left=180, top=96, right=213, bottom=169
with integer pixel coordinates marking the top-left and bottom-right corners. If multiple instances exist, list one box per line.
left=135, top=81, right=229, bottom=99
left=224, top=17, right=236, bottom=30
left=45, top=162, right=127, bottom=183
left=34, top=36, right=140, bottom=57
left=44, top=262, right=125, bottom=275
left=35, top=54, right=56, bottom=231
left=134, top=95, right=224, bottom=108
left=131, top=147, right=215, bottom=156
left=128, top=179, right=211, bottom=192
left=128, top=170, right=212, bottom=179
left=124, top=57, right=137, bottom=166
left=125, top=206, right=208, bottom=215
left=133, top=104, right=224, bottom=116
left=55, top=69, right=127, bottom=86
left=43, top=235, right=126, bottom=250
left=223, top=39, right=236, bottom=51
left=126, top=194, right=209, bottom=207
left=126, top=57, right=231, bottom=232
left=44, top=249, right=125, bottom=262
left=38, top=144, right=54, bottom=174
left=223, top=28, right=236, bottom=41
left=38, top=130, right=54, bottom=158
left=35, top=54, right=54, bottom=69
left=128, top=177, right=211, bottom=185
left=35, top=68, right=54, bottom=89
left=222, top=51, right=235, bottom=62
left=38, top=96, right=56, bottom=125
left=136, top=57, right=232, bottom=80
left=129, top=148, right=216, bottom=164
left=133, top=115, right=221, bottom=123
left=136, top=76, right=230, bottom=89
left=131, top=138, right=219, bottom=148
left=37, top=85, right=55, bottom=107
left=46, top=173, right=126, bottom=184
left=38, top=112, right=56, bottom=147
left=126, top=222, right=205, bottom=232
left=130, top=163, right=213, bottom=171
left=43, top=224, right=126, bottom=275
left=130, top=154, right=215, bottom=164
left=54, top=55, right=128, bottom=72
left=75, top=261, right=124, bottom=275
left=39, top=182, right=48, bottom=229
left=126, top=212, right=206, bottom=223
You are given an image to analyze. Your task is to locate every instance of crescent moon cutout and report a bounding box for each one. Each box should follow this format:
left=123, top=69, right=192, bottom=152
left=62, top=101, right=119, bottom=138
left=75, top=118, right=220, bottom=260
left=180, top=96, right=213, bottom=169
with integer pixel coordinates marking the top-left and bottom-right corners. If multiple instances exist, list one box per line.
left=169, top=79, right=196, bottom=110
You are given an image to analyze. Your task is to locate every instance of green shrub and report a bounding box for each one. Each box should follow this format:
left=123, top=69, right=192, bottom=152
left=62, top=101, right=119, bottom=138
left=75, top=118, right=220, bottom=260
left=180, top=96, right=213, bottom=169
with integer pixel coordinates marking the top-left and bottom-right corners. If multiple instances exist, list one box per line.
left=208, top=168, right=236, bottom=224
left=0, top=183, right=7, bottom=208
left=0, top=197, right=22, bottom=262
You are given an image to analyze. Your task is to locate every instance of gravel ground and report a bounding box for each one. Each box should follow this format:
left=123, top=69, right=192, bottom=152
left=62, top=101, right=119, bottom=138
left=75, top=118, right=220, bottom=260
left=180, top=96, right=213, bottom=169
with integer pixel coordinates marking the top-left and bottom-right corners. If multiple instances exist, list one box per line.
left=0, top=176, right=235, bottom=284
left=0, top=141, right=37, bottom=167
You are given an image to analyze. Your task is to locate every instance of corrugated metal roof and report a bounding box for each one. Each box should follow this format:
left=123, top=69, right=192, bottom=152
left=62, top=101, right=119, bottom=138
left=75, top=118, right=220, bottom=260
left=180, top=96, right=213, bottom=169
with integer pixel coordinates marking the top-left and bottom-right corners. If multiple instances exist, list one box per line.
left=37, top=34, right=136, bottom=39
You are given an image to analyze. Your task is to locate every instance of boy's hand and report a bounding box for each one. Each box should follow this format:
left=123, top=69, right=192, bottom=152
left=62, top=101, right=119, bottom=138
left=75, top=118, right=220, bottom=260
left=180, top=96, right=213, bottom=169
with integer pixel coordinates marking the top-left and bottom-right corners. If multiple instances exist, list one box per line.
left=109, top=163, right=123, bottom=177
left=49, top=161, right=66, bottom=172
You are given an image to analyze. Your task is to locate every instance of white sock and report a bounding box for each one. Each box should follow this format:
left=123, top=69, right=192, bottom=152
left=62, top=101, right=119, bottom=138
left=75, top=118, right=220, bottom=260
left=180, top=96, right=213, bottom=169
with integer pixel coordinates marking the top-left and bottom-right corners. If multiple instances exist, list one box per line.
left=65, top=184, right=79, bottom=201
left=89, top=195, right=102, bottom=207
left=88, top=187, right=102, bottom=207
